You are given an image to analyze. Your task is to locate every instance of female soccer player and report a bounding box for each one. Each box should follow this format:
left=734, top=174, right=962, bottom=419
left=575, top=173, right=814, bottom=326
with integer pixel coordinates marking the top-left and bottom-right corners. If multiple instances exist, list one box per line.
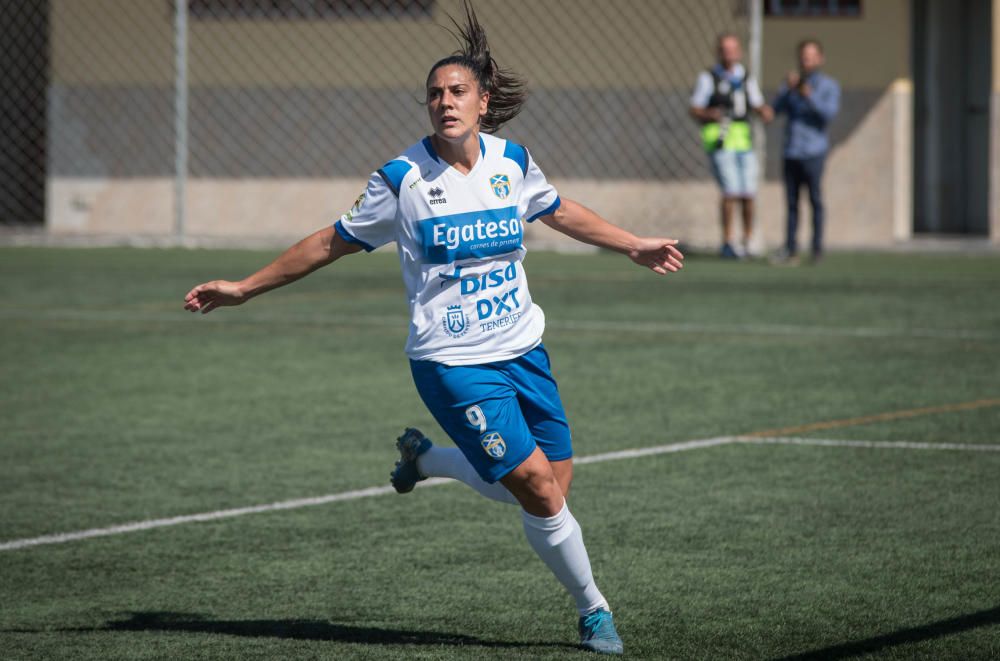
left=184, top=4, right=682, bottom=654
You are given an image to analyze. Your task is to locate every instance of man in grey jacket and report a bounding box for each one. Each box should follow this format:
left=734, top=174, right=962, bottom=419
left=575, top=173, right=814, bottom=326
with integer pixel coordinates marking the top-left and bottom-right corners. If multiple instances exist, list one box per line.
left=771, top=39, right=840, bottom=265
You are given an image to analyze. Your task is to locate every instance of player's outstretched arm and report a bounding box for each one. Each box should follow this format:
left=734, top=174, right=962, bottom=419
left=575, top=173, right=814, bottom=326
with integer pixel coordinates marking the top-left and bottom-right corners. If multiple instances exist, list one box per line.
left=540, top=198, right=684, bottom=275
left=183, top=226, right=362, bottom=314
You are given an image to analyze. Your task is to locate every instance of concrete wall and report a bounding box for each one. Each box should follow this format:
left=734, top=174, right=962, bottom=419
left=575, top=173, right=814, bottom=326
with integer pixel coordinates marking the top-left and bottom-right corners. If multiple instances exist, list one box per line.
left=761, top=0, right=911, bottom=87
left=993, top=0, right=1000, bottom=242
left=46, top=0, right=742, bottom=244
left=44, top=0, right=941, bottom=252
left=51, top=0, right=743, bottom=88
left=758, top=0, right=913, bottom=249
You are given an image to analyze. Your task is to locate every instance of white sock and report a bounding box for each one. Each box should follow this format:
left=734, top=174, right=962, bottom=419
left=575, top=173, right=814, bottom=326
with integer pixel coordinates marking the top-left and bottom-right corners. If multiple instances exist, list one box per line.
left=521, top=501, right=609, bottom=615
left=416, top=446, right=520, bottom=506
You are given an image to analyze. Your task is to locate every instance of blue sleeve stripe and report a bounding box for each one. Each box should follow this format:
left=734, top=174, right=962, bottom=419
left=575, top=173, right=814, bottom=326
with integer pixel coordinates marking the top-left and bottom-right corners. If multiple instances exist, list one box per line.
left=376, top=169, right=397, bottom=196
left=421, top=136, right=438, bottom=161
left=377, top=159, right=411, bottom=197
left=334, top=219, right=376, bottom=252
left=526, top=196, right=561, bottom=223
left=502, top=140, right=529, bottom=176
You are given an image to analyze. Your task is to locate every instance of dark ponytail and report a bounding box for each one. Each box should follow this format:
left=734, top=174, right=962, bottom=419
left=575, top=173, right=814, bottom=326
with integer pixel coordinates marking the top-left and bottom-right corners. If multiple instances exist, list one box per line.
left=427, top=0, right=527, bottom=134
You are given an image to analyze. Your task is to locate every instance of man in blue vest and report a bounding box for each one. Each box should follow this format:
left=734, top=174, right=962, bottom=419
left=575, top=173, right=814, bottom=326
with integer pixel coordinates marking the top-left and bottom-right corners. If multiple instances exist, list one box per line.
left=690, top=33, right=773, bottom=259
left=771, top=38, right=840, bottom=265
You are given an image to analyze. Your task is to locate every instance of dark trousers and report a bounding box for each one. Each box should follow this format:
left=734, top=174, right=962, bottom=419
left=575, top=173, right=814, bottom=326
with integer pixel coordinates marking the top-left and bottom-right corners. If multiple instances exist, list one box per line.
left=783, top=155, right=826, bottom=256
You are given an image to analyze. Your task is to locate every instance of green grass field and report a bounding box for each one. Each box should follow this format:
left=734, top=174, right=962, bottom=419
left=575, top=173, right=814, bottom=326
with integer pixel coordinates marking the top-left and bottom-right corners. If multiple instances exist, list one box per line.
left=1, top=247, right=999, bottom=660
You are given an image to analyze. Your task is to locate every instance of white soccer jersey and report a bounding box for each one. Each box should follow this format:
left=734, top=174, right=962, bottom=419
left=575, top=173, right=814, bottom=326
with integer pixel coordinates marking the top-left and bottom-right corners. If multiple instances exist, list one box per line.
left=335, top=132, right=561, bottom=366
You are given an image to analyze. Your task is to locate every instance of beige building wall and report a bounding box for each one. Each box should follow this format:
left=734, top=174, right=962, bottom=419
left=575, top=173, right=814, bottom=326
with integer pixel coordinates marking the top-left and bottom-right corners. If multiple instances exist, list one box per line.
left=51, top=0, right=172, bottom=85
left=47, top=0, right=746, bottom=245
left=51, top=0, right=739, bottom=88
left=993, top=0, right=1000, bottom=242
left=762, top=0, right=910, bottom=88
left=46, top=0, right=937, bottom=252
left=759, top=0, right=913, bottom=249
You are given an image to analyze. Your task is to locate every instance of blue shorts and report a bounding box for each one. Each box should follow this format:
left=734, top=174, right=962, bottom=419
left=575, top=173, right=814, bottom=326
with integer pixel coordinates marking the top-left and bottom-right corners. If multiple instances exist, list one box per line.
left=410, top=344, right=573, bottom=484
left=710, top=149, right=759, bottom=198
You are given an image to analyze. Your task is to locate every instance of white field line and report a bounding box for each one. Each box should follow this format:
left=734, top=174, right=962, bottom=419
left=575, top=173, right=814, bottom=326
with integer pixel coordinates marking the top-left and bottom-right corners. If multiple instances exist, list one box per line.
left=3, top=435, right=1000, bottom=552
left=0, top=478, right=445, bottom=552
left=3, top=437, right=739, bottom=552
left=741, top=436, right=1000, bottom=452
left=550, top=319, right=999, bottom=341
left=573, top=436, right=737, bottom=464
left=0, top=308, right=996, bottom=342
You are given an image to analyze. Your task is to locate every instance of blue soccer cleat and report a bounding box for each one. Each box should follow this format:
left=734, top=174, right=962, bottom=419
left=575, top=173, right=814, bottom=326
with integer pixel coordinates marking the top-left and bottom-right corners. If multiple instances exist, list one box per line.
left=578, top=608, right=623, bottom=655
left=390, top=427, right=433, bottom=494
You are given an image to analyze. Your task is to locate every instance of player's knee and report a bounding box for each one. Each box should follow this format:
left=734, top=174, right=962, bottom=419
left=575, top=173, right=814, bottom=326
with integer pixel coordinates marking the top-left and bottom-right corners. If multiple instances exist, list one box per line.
left=518, top=490, right=564, bottom=518
left=502, top=466, right=563, bottom=516
left=513, top=467, right=559, bottom=497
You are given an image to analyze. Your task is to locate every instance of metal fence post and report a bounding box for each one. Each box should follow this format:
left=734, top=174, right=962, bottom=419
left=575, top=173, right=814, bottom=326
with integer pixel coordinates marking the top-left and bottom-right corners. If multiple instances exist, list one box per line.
left=749, top=0, right=765, bottom=184
left=174, top=0, right=188, bottom=243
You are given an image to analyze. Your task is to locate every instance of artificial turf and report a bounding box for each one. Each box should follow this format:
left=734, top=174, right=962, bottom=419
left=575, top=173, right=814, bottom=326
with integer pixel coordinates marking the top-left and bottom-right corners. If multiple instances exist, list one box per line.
left=1, top=247, right=998, bottom=659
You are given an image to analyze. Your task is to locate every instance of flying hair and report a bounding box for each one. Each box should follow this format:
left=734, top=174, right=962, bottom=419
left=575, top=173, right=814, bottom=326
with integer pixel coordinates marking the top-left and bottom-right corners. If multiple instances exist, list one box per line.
left=427, top=0, right=527, bottom=134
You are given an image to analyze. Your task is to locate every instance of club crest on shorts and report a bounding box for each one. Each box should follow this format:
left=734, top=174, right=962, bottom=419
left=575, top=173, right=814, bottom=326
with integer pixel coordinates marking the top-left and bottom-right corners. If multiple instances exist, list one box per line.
left=480, top=432, right=506, bottom=459
left=490, top=174, right=511, bottom=200
left=442, top=304, right=469, bottom=338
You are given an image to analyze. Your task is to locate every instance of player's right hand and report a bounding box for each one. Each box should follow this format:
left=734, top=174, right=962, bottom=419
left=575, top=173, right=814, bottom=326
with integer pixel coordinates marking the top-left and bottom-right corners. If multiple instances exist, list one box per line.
left=183, top=280, right=246, bottom=314
left=627, top=238, right=684, bottom=276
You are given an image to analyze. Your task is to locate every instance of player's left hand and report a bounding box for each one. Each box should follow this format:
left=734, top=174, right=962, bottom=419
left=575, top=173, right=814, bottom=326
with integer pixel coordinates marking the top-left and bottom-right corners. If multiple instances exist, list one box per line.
left=628, top=238, right=684, bottom=275
left=183, top=279, right=247, bottom=314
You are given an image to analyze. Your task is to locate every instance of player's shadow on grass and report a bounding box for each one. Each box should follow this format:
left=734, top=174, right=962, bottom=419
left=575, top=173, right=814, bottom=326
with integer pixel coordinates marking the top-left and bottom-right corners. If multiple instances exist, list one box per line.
left=772, top=604, right=1000, bottom=660
left=77, top=611, right=578, bottom=650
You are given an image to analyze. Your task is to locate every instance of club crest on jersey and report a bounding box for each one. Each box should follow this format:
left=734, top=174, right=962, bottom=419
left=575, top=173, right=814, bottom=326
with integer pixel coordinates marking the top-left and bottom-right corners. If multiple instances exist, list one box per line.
left=480, top=432, right=506, bottom=459
left=442, top=304, right=469, bottom=338
left=490, top=174, right=511, bottom=200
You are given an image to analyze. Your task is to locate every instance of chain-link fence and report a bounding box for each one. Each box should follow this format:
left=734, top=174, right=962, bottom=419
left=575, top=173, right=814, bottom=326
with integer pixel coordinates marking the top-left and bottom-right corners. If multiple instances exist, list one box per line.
left=2, top=0, right=753, bottom=234
left=1, top=2, right=49, bottom=226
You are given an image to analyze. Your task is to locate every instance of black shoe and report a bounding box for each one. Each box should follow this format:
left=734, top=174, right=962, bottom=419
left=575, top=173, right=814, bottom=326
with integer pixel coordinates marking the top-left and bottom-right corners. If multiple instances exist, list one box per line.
left=769, top=248, right=800, bottom=267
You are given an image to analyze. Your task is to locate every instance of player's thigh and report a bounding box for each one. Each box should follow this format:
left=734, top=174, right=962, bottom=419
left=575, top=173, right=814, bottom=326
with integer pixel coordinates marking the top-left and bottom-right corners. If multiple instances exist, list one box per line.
left=410, top=359, right=536, bottom=484
left=500, top=446, right=565, bottom=517
left=508, top=345, right=574, bottom=464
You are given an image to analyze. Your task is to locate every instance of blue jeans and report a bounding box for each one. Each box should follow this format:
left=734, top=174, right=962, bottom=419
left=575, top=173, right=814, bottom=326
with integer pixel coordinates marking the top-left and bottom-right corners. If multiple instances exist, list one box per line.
left=783, top=155, right=826, bottom=255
